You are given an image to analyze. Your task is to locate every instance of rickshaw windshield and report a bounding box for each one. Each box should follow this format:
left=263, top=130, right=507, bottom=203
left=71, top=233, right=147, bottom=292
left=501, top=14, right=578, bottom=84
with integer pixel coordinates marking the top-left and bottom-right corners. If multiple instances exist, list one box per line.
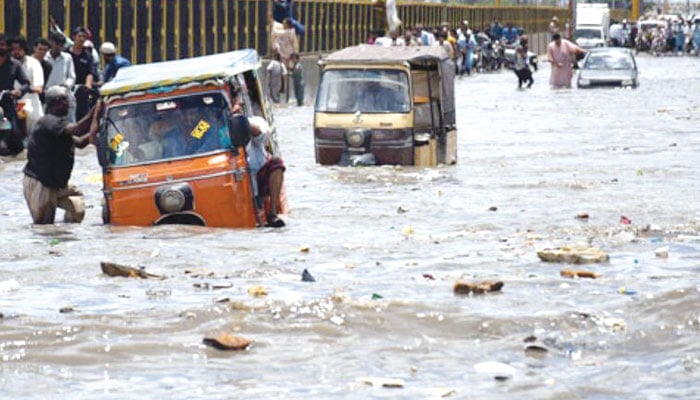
left=104, top=92, right=231, bottom=166
left=315, top=69, right=410, bottom=113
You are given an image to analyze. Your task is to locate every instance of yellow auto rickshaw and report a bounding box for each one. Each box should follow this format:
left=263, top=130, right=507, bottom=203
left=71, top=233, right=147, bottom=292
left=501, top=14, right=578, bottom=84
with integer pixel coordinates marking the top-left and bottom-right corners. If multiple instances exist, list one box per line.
left=314, top=45, right=457, bottom=166
left=96, top=49, right=285, bottom=228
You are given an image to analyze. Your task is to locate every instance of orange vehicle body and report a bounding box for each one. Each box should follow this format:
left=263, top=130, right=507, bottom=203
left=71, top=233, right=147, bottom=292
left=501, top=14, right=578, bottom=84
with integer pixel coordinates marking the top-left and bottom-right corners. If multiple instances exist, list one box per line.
left=97, top=50, right=283, bottom=228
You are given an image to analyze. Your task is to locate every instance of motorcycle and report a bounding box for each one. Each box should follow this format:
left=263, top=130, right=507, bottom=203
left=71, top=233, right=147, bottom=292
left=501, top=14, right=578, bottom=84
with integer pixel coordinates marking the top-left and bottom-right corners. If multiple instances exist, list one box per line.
left=0, top=90, right=25, bottom=156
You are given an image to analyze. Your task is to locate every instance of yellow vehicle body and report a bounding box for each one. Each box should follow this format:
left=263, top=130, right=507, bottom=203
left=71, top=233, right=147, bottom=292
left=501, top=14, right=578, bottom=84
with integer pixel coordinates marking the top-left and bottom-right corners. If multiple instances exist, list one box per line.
left=314, top=45, right=457, bottom=167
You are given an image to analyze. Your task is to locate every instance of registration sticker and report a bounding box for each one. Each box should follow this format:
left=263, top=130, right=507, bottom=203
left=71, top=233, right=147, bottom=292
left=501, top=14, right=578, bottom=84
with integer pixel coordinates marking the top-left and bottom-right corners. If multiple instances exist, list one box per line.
left=190, top=120, right=211, bottom=140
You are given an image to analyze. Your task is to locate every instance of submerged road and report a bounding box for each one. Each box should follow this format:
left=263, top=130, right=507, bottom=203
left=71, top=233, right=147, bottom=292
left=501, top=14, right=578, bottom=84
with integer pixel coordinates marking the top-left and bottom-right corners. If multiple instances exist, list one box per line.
left=1, top=55, right=699, bottom=398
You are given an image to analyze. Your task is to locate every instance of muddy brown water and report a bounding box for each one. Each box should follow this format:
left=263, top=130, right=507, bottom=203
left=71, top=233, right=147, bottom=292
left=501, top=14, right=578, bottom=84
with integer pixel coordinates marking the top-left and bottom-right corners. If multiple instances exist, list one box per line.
left=1, top=55, right=700, bottom=399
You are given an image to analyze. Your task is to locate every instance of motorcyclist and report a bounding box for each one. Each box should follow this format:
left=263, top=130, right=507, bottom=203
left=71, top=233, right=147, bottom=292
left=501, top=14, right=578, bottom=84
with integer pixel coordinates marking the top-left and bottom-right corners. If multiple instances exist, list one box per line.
left=0, top=34, right=31, bottom=156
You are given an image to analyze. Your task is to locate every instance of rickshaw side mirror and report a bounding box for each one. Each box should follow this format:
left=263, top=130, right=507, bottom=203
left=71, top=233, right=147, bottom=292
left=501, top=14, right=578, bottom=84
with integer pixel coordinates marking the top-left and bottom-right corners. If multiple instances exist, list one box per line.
left=227, top=114, right=251, bottom=148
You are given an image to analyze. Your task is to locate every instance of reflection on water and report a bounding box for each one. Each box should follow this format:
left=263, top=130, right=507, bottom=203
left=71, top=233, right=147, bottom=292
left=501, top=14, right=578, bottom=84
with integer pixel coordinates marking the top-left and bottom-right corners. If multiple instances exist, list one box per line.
left=1, top=55, right=699, bottom=398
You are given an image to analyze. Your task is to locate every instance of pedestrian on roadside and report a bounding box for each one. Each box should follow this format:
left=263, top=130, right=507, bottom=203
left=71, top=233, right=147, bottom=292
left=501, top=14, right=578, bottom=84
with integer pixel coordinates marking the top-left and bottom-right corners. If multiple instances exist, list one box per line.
left=10, top=36, right=45, bottom=133
left=271, top=18, right=298, bottom=69
left=267, top=52, right=287, bottom=103
left=44, top=32, right=76, bottom=121
left=68, top=26, right=97, bottom=120
left=290, top=53, right=304, bottom=106
left=0, top=35, right=31, bottom=156
left=514, top=36, right=534, bottom=89
left=22, top=86, right=99, bottom=224
left=99, top=42, right=131, bottom=84
left=547, top=33, right=585, bottom=89
left=45, top=32, right=75, bottom=90
left=31, top=38, right=53, bottom=102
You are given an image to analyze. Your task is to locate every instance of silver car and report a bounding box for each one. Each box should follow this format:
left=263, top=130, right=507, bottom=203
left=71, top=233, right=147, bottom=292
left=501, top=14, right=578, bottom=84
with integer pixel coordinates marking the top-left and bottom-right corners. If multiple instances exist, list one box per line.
left=577, top=48, right=638, bottom=88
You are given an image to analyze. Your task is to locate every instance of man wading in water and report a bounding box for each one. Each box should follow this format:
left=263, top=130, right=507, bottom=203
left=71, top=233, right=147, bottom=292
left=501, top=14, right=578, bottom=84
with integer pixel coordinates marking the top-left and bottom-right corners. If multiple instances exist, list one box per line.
left=547, top=33, right=585, bottom=89
left=22, top=86, right=99, bottom=224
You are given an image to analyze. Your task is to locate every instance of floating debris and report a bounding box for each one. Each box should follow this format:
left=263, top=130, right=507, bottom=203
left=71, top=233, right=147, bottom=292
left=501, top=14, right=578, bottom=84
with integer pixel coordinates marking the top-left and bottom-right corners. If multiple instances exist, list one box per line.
left=655, top=246, right=669, bottom=258
left=453, top=280, right=503, bottom=295
left=299, top=246, right=310, bottom=253
left=247, top=285, right=268, bottom=297
left=202, top=333, right=252, bottom=351
left=358, top=377, right=405, bottom=388
left=100, top=261, right=164, bottom=279
left=560, top=269, right=601, bottom=279
left=537, top=246, right=609, bottom=264
left=184, top=268, right=215, bottom=278
left=59, top=306, right=76, bottom=314
left=424, top=387, right=456, bottom=398
left=575, top=213, right=589, bottom=220
left=618, top=287, right=637, bottom=296
left=212, top=282, right=233, bottom=290
left=401, top=226, right=415, bottom=236
left=474, top=362, right=516, bottom=380
left=301, top=269, right=316, bottom=282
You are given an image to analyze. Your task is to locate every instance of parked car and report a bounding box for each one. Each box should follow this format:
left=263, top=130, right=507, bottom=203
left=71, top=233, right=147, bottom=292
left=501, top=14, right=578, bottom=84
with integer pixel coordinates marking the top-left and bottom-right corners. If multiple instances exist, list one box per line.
left=577, top=48, right=638, bottom=88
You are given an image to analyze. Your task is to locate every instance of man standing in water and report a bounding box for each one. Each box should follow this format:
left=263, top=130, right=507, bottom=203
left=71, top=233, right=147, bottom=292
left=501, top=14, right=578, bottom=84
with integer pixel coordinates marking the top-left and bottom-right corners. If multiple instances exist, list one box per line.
left=547, top=33, right=585, bottom=89
left=22, top=86, right=98, bottom=224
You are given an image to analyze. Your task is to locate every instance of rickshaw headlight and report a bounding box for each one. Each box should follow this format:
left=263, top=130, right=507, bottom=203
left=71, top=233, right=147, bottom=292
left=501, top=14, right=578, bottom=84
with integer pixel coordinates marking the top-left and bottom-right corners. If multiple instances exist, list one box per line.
left=155, top=183, right=194, bottom=215
left=346, top=129, right=366, bottom=148
left=159, top=189, right=186, bottom=213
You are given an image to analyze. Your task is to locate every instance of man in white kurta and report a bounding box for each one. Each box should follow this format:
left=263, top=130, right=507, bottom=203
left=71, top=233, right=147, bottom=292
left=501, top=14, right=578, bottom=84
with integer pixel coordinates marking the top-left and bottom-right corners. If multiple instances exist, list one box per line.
left=11, top=37, right=44, bottom=132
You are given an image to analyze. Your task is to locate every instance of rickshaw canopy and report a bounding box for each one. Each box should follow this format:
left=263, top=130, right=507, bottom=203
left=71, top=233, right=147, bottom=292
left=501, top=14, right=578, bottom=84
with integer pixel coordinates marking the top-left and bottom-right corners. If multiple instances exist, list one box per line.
left=322, top=45, right=450, bottom=65
left=100, top=49, right=261, bottom=97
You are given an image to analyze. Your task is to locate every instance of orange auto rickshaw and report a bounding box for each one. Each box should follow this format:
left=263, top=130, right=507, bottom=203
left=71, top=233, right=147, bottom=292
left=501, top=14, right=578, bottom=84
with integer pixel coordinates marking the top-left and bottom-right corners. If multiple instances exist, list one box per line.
left=96, top=49, right=285, bottom=228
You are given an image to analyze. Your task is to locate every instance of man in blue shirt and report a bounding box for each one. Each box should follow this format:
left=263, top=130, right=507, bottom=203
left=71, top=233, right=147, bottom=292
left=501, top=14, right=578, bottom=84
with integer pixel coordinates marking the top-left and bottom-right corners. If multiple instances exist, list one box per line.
left=99, top=42, right=130, bottom=84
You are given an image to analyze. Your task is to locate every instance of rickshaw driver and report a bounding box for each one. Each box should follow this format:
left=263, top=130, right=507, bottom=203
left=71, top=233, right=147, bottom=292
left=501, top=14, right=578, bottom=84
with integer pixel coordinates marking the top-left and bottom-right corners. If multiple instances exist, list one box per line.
left=355, top=80, right=394, bottom=112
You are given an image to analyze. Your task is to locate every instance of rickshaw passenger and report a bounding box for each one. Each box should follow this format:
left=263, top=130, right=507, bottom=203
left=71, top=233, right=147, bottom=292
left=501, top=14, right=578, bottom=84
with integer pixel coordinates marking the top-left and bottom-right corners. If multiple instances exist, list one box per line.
left=355, top=81, right=392, bottom=112
left=142, top=118, right=176, bottom=160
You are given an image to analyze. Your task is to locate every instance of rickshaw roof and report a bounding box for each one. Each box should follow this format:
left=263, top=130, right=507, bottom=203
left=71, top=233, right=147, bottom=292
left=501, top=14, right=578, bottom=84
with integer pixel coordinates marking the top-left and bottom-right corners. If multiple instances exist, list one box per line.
left=100, top=49, right=260, bottom=96
left=322, top=45, right=449, bottom=65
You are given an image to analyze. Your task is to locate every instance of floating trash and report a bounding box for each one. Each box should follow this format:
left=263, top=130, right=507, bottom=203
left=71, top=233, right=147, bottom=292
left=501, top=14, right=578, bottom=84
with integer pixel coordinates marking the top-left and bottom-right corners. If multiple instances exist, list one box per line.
left=202, top=333, right=252, bottom=351
left=537, top=246, right=609, bottom=264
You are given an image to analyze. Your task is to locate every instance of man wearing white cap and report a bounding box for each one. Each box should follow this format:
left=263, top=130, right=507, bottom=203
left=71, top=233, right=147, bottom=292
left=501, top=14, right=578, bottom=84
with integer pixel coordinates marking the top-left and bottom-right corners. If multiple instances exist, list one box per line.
left=99, top=42, right=130, bottom=84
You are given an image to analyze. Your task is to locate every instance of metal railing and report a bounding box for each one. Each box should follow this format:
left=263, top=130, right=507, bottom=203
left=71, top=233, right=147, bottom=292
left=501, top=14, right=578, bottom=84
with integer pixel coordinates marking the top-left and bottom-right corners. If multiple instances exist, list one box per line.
left=0, top=0, right=569, bottom=61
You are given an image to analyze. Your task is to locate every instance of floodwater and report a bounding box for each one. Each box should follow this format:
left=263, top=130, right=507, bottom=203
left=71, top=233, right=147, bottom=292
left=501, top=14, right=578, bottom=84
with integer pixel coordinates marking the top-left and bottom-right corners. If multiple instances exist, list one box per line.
left=1, top=55, right=699, bottom=399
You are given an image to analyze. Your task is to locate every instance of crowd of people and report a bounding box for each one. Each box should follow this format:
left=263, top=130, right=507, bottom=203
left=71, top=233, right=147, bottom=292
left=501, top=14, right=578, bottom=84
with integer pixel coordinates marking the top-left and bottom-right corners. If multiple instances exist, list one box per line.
left=0, top=23, right=130, bottom=157
left=633, top=16, right=700, bottom=55
left=366, top=19, right=528, bottom=77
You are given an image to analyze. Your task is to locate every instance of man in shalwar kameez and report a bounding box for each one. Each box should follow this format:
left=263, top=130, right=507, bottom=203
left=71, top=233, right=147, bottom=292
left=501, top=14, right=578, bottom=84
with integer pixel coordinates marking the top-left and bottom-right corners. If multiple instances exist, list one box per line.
left=547, top=33, right=586, bottom=89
